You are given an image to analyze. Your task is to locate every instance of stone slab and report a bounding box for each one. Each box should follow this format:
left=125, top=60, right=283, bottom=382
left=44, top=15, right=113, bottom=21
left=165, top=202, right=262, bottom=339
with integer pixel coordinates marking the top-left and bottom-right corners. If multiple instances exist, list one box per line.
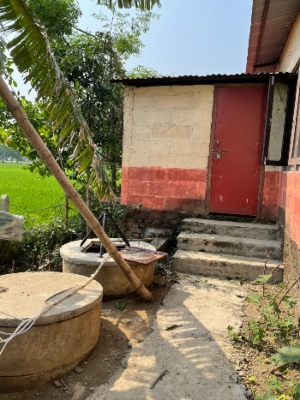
left=0, top=211, right=24, bottom=242
left=177, top=232, right=281, bottom=259
left=173, top=250, right=283, bottom=282
left=150, top=237, right=170, bottom=252
left=182, top=218, right=279, bottom=240
left=0, top=272, right=103, bottom=328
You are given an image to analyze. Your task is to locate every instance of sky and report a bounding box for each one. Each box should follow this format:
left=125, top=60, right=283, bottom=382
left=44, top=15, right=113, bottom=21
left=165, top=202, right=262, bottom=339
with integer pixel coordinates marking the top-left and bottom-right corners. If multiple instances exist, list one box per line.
left=14, top=0, right=253, bottom=97
left=77, top=0, right=253, bottom=76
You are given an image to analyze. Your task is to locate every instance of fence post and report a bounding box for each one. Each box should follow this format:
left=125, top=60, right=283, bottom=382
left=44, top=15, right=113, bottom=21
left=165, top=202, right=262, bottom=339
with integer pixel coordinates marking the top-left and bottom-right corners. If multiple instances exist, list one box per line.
left=1, top=194, right=9, bottom=212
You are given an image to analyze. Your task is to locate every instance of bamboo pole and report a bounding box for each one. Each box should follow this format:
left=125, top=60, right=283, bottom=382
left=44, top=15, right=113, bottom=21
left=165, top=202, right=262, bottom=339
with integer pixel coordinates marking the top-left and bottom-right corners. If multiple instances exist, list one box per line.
left=0, top=75, right=152, bottom=301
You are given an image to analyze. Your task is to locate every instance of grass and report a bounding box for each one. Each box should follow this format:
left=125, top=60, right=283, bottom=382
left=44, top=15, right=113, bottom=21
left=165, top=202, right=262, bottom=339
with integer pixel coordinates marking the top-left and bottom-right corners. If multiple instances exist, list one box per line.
left=0, top=163, right=76, bottom=228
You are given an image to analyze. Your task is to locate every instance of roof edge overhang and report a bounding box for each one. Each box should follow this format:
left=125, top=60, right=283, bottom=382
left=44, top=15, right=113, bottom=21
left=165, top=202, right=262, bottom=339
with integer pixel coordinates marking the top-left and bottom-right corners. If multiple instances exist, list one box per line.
left=246, top=0, right=300, bottom=74
left=111, top=73, right=290, bottom=87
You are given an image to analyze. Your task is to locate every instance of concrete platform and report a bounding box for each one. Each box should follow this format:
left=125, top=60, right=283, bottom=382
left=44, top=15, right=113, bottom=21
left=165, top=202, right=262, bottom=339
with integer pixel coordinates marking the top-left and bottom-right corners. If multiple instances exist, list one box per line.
left=182, top=218, right=279, bottom=240
left=88, top=277, right=248, bottom=400
left=60, top=239, right=155, bottom=297
left=177, top=232, right=281, bottom=259
left=173, top=250, right=283, bottom=281
left=0, top=272, right=103, bottom=393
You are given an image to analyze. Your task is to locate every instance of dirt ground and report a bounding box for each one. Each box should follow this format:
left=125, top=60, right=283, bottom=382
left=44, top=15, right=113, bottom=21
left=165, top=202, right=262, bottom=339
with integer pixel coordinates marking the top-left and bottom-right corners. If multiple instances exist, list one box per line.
left=0, top=275, right=170, bottom=400
left=1, top=274, right=299, bottom=400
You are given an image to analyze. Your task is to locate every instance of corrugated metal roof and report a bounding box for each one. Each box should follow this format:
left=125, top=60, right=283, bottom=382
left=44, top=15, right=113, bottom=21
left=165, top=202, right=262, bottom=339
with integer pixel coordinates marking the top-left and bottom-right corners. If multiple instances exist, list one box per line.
left=246, top=0, right=300, bottom=73
left=111, top=72, right=290, bottom=86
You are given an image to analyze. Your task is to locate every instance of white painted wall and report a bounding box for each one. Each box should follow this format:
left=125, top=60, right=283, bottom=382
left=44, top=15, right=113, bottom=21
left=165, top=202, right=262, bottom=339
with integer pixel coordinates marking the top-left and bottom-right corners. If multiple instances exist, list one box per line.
left=268, top=83, right=288, bottom=161
left=278, top=14, right=300, bottom=73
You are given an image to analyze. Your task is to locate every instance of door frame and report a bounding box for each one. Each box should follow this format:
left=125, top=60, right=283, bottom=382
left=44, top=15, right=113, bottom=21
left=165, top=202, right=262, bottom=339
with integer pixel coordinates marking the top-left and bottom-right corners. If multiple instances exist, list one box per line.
left=205, top=83, right=268, bottom=217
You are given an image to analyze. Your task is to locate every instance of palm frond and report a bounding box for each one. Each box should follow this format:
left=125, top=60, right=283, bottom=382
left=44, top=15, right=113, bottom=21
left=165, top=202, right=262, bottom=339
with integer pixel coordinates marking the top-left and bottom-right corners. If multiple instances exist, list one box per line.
left=103, top=0, right=161, bottom=10
left=0, top=0, right=114, bottom=200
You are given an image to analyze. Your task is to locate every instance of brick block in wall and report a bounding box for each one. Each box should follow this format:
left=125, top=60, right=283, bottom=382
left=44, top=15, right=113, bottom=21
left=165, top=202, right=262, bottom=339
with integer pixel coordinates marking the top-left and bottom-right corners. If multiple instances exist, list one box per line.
left=123, top=208, right=198, bottom=244
left=122, top=166, right=208, bottom=212
left=261, top=170, right=281, bottom=221
left=152, top=125, right=192, bottom=140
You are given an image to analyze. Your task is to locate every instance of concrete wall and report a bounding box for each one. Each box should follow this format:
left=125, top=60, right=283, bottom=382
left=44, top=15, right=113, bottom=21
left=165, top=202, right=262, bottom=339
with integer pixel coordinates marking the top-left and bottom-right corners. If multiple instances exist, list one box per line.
left=278, top=171, right=300, bottom=320
left=277, top=14, right=300, bottom=73
left=122, top=85, right=214, bottom=212
left=261, top=166, right=282, bottom=221
left=268, top=84, right=288, bottom=161
left=260, top=83, right=288, bottom=221
left=277, top=15, right=300, bottom=316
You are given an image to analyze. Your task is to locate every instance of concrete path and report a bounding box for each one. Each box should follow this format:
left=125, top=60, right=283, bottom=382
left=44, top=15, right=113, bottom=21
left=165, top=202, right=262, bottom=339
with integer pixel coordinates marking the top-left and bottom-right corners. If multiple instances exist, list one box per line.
left=88, top=277, right=248, bottom=400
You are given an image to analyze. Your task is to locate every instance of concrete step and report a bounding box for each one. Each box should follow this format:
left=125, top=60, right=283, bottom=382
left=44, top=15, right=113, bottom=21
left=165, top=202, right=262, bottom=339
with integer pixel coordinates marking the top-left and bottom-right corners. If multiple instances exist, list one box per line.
left=177, top=232, right=281, bottom=259
left=172, top=250, right=283, bottom=282
left=182, top=218, right=279, bottom=241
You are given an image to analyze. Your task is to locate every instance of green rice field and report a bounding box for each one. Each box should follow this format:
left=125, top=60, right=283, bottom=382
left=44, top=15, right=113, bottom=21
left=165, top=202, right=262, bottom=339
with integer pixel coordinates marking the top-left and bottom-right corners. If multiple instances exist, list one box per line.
left=0, top=163, right=75, bottom=228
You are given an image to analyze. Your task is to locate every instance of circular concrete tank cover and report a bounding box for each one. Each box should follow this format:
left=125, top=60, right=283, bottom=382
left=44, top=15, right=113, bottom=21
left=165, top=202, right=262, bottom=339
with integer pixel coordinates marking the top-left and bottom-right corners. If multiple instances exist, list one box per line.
left=60, top=239, right=156, bottom=297
left=0, top=271, right=103, bottom=393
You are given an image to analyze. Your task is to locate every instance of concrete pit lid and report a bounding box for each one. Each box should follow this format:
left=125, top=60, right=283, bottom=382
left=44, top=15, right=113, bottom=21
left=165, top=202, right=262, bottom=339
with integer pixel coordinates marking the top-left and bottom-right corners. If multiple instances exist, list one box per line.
left=60, top=239, right=157, bottom=267
left=0, top=272, right=103, bottom=328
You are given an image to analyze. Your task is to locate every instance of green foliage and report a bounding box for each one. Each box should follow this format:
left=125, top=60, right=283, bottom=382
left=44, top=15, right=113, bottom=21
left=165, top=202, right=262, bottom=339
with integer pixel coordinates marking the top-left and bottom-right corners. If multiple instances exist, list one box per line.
left=258, top=379, right=300, bottom=399
left=0, top=96, right=57, bottom=177
left=271, top=345, right=300, bottom=366
left=228, top=282, right=300, bottom=400
left=256, top=393, right=277, bottom=400
left=226, top=325, right=246, bottom=344
left=95, top=0, right=160, bottom=59
left=55, top=33, right=125, bottom=193
left=127, top=65, right=159, bottom=78
left=254, top=274, right=272, bottom=284
left=28, top=0, right=81, bottom=38
left=0, top=164, right=71, bottom=228
left=4, top=217, right=81, bottom=272
left=247, top=293, right=263, bottom=303
left=248, top=319, right=265, bottom=344
left=268, top=377, right=282, bottom=394
left=0, top=0, right=161, bottom=196
left=0, top=0, right=112, bottom=199
left=292, top=382, right=300, bottom=400
left=248, top=375, right=256, bottom=383
left=283, top=296, right=298, bottom=310
left=100, top=0, right=161, bottom=10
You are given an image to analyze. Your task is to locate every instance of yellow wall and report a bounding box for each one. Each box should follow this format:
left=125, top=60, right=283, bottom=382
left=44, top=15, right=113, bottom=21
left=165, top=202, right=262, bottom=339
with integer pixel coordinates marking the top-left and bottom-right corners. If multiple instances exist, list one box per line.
left=123, top=85, right=214, bottom=170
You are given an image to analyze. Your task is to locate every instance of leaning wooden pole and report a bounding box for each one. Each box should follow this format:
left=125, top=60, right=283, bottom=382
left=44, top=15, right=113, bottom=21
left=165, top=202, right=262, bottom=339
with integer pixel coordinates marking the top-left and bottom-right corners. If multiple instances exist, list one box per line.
left=0, top=75, right=152, bottom=301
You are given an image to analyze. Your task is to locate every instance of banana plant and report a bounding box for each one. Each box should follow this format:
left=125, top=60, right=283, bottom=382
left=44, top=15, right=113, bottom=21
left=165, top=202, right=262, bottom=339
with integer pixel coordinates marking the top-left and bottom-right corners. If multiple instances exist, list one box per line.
left=0, top=0, right=152, bottom=300
left=0, top=0, right=114, bottom=199
left=105, top=0, right=161, bottom=10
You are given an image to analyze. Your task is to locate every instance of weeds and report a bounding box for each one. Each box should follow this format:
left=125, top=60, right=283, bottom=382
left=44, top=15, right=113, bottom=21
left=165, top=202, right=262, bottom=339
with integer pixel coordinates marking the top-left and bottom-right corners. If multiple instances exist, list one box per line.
left=228, top=269, right=300, bottom=399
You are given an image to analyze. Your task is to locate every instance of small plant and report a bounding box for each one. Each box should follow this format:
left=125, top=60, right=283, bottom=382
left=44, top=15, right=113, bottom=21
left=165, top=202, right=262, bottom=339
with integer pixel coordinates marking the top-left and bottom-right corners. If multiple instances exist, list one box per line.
left=248, top=375, right=256, bottom=384
left=227, top=325, right=245, bottom=344
left=227, top=266, right=300, bottom=400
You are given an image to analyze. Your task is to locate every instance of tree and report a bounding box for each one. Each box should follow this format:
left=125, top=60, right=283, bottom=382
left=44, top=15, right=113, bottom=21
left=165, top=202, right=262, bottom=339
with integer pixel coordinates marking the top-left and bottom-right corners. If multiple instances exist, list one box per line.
left=127, top=65, right=159, bottom=78
left=28, top=0, right=81, bottom=39
left=0, top=0, right=153, bottom=301
left=104, top=0, right=161, bottom=10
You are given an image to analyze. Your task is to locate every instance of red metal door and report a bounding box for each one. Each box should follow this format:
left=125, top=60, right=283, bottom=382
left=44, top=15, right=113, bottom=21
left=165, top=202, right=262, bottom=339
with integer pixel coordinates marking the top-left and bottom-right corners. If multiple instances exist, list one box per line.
left=210, top=87, right=267, bottom=216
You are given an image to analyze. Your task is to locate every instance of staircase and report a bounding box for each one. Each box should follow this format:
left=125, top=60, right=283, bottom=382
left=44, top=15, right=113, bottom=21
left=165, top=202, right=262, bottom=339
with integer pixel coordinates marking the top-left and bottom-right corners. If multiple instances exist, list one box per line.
left=172, top=218, right=283, bottom=282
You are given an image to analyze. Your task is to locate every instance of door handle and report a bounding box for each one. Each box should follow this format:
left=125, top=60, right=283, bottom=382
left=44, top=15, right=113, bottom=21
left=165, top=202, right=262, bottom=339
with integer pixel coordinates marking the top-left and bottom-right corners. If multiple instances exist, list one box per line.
left=212, top=149, right=227, bottom=159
